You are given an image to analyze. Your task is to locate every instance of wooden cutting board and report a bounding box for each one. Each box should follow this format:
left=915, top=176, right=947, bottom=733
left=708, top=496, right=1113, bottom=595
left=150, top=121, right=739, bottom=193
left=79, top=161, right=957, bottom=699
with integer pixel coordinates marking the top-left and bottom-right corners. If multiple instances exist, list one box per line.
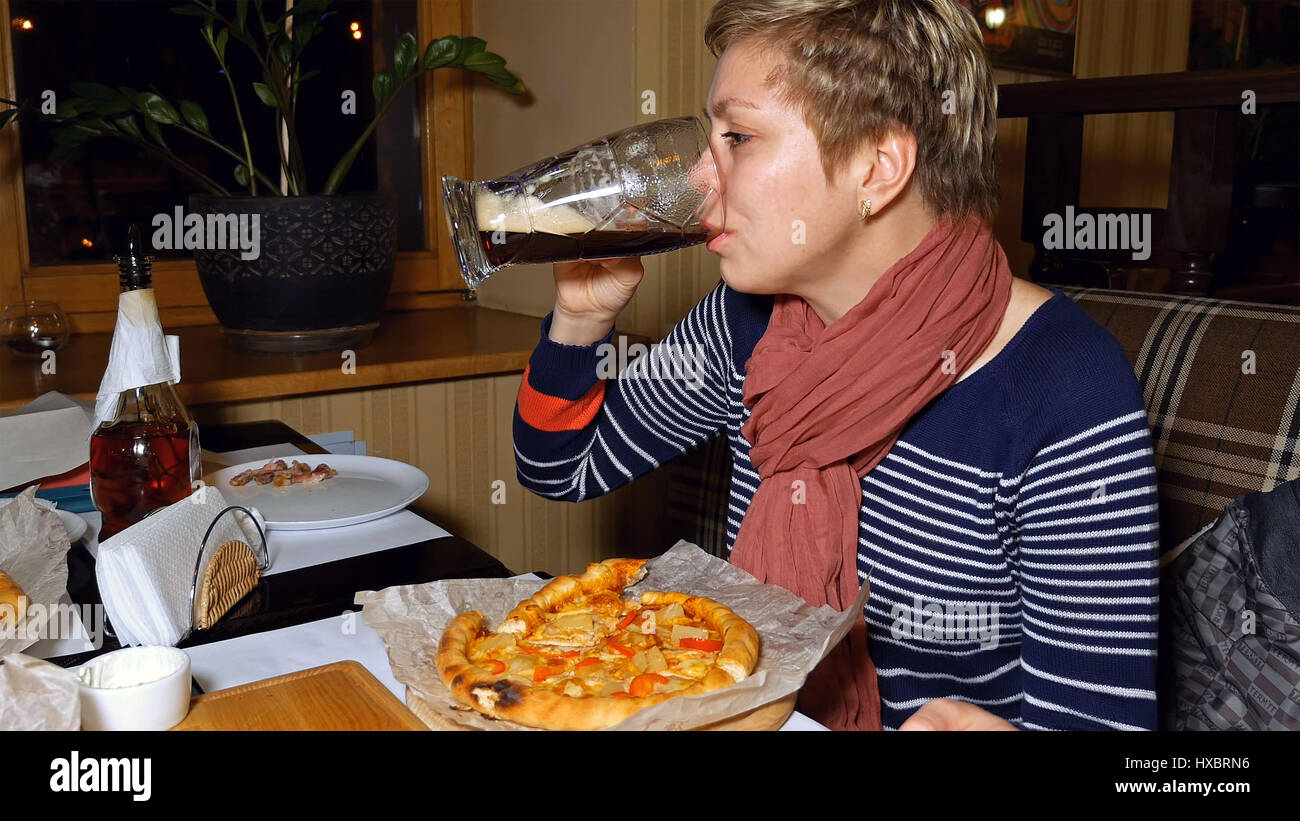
left=172, top=661, right=427, bottom=731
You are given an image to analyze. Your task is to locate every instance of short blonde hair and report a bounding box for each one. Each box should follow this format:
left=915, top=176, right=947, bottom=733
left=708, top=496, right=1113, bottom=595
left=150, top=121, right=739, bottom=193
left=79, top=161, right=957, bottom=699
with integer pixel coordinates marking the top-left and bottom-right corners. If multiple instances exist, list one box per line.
left=704, top=0, right=1000, bottom=225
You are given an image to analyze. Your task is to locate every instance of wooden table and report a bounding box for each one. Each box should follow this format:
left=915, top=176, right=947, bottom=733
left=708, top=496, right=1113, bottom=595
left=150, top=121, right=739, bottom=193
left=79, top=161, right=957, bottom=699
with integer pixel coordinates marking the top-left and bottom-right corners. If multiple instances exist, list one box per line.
left=46, top=419, right=515, bottom=675
left=173, top=662, right=428, bottom=731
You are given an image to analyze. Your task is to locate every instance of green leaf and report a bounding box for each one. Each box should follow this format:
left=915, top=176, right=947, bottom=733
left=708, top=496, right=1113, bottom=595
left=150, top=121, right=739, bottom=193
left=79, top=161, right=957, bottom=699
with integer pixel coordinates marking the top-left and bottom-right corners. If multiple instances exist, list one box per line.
left=171, top=4, right=215, bottom=19
left=394, top=32, right=418, bottom=80
left=52, top=123, right=99, bottom=143
left=68, top=81, right=121, bottom=102
left=67, top=82, right=131, bottom=115
left=84, top=96, right=132, bottom=117
left=252, top=82, right=278, bottom=107
left=180, top=100, right=210, bottom=134
left=276, top=38, right=292, bottom=66
left=54, top=97, right=91, bottom=118
left=137, top=92, right=180, bottom=125
left=463, top=51, right=506, bottom=72
left=215, top=27, right=229, bottom=62
left=142, top=116, right=168, bottom=148
left=279, top=0, right=327, bottom=23
left=113, top=114, right=143, bottom=140
left=263, top=20, right=279, bottom=37
left=422, top=36, right=459, bottom=70
left=295, top=69, right=321, bottom=85
left=459, top=37, right=487, bottom=59
left=292, top=17, right=317, bottom=52
left=0, top=109, right=18, bottom=130
left=236, top=0, right=248, bottom=31
left=481, top=69, right=526, bottom=95
left=372, top=70, right=395, bottom=106
left=233, top=164, right=249, bottom=186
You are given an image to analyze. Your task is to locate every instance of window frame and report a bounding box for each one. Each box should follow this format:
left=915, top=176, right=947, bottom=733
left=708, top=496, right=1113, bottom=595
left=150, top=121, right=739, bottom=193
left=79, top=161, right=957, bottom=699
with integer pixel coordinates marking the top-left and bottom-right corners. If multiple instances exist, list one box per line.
left=0, top=0, right=474, bottom=332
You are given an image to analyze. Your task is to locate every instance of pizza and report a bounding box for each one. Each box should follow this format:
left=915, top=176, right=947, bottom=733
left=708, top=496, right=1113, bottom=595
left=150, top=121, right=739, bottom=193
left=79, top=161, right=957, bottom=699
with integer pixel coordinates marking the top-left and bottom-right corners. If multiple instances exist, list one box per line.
left=435, top=558, right=760, bottom=730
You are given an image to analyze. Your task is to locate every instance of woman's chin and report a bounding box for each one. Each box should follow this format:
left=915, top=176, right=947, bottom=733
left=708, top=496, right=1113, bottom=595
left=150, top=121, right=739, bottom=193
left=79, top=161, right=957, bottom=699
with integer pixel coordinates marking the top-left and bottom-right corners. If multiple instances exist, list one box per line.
left=719, top=260, right=780, bottom=295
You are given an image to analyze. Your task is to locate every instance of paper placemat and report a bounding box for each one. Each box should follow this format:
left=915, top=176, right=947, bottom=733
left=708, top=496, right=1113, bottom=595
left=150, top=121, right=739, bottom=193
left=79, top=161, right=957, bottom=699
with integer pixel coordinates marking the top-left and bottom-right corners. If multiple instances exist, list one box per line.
left=263, top=510, right=451, bottom=575
left=183, top=612, right=406, bottom=700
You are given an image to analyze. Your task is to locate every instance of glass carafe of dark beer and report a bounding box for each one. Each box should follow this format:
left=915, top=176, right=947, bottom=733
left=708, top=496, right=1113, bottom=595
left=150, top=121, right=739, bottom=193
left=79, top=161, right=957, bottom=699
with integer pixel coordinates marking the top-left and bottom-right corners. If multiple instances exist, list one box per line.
left=441, top=115, right=720, bottom=289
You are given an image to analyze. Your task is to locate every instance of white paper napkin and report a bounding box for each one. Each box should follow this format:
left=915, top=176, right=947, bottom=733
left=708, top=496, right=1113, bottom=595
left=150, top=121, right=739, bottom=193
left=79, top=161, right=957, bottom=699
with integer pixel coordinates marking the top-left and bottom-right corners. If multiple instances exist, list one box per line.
left=0, top=392, right=95, bottom=491
left=0, top=489, right=72, bottom=656
left=91, top=289, right=181, bottom=436
left=95, top=486, right=263, bottom=647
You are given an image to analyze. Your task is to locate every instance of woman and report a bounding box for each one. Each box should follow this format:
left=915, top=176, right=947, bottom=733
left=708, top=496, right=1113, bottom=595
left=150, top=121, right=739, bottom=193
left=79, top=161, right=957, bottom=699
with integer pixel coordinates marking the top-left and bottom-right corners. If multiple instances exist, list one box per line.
left=514, top=0, right=1159, bottom=731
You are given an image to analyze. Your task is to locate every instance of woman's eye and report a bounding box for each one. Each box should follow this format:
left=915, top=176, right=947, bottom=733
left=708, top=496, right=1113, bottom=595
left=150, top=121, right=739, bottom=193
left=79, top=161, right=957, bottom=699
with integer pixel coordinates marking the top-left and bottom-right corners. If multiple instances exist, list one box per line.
left=720, top=131, right=749, bottom=148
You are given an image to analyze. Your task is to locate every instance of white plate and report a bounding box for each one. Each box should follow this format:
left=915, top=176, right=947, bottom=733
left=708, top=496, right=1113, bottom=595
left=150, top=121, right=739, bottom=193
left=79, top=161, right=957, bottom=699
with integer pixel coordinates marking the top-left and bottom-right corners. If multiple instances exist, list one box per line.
left=205, top=455, right=430, bottom=531
left=56, top=509, right=88, bottom=544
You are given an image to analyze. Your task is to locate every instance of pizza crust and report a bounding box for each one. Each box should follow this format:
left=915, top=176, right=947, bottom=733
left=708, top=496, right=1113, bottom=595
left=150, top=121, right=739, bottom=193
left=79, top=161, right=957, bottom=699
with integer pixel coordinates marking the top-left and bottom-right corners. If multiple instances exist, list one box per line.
left=498, top=558, right=646, bottom=636
left=434, top=559, right=760, bottom=731
left=639, top=591, right=759, bottom=684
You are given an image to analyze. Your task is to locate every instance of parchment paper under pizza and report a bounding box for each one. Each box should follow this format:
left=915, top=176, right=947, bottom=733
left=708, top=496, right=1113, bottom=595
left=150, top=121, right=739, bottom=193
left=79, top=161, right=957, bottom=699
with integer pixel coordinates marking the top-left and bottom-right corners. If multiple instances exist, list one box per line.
left=354, top=540, right=868, bottom=731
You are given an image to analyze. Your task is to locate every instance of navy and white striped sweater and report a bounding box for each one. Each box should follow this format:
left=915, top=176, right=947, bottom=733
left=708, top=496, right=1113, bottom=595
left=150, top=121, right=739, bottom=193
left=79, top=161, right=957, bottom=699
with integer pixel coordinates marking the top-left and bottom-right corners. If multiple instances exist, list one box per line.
left=513, top=282, right=1160, bottom=730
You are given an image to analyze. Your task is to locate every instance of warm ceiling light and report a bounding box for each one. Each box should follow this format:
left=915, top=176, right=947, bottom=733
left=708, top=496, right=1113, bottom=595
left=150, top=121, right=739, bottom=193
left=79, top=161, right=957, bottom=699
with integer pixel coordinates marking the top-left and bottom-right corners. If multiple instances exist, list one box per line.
left=352, top=30, right=362, bottom=40
left=350, top=21, right=360, bottom=31
left=984, top=5, right=1007, bottom=29
left=81, top=238, right=93, bottom=247
left=12, top=17, right=34, bottom=30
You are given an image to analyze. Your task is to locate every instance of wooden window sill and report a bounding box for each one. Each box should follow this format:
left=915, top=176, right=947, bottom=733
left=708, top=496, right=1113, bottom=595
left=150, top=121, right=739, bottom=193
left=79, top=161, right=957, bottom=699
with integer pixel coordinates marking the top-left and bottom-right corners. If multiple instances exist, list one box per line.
left=0, top=305, right=644, bottom=411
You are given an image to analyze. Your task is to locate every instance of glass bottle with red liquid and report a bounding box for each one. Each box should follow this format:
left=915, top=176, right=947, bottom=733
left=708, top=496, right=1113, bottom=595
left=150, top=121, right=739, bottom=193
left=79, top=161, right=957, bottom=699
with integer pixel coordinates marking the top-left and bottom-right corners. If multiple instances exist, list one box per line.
left=90, top=225, right=200, bottom=541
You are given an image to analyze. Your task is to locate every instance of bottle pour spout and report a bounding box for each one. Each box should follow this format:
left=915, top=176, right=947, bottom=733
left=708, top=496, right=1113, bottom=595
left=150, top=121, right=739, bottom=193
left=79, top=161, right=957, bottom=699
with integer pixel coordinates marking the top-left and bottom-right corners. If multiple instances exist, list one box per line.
left=114, top=223, right=155, bottom=291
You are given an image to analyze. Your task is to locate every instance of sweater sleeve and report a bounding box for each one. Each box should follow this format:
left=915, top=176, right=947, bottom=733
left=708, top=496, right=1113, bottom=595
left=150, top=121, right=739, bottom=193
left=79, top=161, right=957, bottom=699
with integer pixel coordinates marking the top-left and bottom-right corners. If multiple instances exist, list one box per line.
left=1004, top=332, right=1161, bottom=731
left=513, top=284, right=733, bottom=502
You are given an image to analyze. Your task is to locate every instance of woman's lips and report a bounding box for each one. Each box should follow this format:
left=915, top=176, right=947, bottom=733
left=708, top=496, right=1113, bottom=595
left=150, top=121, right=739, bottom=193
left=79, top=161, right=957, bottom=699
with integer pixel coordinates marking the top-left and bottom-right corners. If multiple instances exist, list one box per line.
left=707, top=231, right=732, bottom=252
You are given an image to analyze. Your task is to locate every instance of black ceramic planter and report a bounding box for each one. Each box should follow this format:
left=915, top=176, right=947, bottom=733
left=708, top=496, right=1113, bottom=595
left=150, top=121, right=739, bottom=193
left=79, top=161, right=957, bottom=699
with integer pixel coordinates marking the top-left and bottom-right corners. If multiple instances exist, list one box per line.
left=190, top=193, right=397, bottom=353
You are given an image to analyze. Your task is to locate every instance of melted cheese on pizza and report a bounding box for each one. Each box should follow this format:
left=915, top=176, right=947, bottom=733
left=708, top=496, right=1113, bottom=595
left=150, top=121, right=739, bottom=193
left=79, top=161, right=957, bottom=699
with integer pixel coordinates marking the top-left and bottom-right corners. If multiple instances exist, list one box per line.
left=467, top=596, right=724, bottom=698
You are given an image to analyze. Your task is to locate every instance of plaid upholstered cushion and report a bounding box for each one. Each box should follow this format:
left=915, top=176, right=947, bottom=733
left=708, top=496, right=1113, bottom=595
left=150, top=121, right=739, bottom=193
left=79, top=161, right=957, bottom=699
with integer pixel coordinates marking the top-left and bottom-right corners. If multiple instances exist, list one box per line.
left=666, top=287, right=1300, bottom=558
left=667, top=436, right=733, bottom=559
left=1058, top=286, right=1300, bottom=552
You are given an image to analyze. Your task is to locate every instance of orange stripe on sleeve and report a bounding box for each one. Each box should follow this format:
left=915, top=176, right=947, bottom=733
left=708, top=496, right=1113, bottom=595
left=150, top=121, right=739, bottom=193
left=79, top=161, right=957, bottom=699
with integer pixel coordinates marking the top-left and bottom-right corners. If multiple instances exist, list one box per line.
left=517, top=364, right=607, bottom=432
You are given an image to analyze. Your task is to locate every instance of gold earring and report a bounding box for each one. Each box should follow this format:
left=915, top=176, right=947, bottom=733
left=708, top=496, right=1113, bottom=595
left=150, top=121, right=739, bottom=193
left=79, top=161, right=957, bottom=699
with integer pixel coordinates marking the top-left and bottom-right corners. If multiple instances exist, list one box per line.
left=859, top=199, right=872, bottom=220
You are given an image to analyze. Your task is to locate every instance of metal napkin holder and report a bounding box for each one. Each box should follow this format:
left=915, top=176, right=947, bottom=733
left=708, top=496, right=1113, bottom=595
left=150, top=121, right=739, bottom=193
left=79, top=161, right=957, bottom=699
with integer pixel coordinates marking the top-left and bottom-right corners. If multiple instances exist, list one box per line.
left=181, top=503, right=269, bottom=642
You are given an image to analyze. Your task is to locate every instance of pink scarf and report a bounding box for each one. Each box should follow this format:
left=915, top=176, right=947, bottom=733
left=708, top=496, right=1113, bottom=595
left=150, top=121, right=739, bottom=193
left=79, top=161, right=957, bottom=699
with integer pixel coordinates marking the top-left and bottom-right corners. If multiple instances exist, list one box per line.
left=730, top=212, right=1013, bottom=730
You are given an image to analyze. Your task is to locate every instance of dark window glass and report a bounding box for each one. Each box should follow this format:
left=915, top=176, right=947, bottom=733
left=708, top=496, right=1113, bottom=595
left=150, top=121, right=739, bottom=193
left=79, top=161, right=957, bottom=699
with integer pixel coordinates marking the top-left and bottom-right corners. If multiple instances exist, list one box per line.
left=12, top=0, right=425, bottom=265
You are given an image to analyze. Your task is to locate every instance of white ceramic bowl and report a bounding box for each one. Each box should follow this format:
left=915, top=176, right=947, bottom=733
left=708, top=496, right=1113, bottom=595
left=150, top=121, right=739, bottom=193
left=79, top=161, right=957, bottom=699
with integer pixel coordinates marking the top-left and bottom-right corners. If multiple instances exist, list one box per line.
left=76, top=646, right=192, bottom=731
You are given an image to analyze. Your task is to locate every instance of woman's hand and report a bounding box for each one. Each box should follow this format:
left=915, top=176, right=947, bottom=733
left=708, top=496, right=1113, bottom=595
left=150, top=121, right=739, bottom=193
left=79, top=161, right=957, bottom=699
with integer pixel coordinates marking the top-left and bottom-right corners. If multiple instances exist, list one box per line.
left=898, top=698, right=1020, bottom=731
left=549, top=257, right=644, bottom=345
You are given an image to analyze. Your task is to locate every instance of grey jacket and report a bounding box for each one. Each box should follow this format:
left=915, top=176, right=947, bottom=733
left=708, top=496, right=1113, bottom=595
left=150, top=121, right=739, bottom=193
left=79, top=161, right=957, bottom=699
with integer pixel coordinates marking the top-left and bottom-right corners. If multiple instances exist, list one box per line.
left=1159, top=478, right=1300, bottom=730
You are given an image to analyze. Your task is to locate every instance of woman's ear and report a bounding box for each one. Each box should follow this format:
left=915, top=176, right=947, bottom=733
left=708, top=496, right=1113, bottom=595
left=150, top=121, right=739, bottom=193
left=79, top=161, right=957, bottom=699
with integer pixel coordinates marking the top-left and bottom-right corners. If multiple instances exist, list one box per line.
left=855, top=128, right=919, bottom=216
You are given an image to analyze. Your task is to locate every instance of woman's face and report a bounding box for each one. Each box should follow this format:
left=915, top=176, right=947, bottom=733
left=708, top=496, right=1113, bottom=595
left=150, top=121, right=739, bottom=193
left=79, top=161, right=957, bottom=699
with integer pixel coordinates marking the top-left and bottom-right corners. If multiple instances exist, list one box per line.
left=696, top=39, right=868, bottom=296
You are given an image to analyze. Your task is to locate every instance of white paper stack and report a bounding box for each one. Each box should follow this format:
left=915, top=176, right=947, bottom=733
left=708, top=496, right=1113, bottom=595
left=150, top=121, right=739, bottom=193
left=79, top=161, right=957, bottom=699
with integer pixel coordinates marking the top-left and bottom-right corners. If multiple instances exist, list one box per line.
left=95, top=486, right=264, bottom=647
left=0, top=392, right=95, bottom=492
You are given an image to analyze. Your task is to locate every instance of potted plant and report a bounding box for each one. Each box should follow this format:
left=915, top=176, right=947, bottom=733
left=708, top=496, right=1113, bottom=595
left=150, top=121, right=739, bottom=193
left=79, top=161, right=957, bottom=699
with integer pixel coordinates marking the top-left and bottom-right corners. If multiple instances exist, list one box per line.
left=42, top=0, right=524, bottom=352
left=0, top=98, right=19, bottom=131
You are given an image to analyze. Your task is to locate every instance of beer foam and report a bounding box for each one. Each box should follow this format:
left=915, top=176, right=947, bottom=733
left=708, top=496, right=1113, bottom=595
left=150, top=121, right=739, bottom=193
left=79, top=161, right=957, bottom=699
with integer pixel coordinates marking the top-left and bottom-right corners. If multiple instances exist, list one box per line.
left=475, top=189, right=596, bottom=235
